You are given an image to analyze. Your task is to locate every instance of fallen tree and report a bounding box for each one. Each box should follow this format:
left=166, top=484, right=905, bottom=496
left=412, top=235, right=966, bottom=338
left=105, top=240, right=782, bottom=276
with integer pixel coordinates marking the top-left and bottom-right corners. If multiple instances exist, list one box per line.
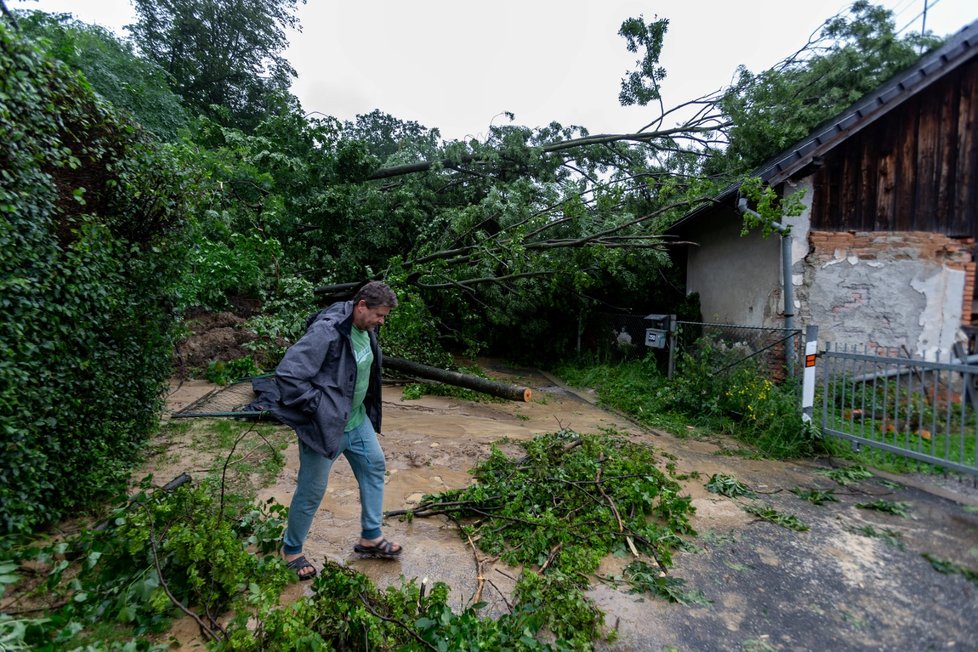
left=384, top=356, right=532, bottom=402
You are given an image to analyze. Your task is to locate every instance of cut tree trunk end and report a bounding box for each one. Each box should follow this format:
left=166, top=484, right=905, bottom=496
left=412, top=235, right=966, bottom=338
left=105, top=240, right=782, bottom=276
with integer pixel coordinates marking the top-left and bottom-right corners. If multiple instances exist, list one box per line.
left=384, top=356, right=532, bottom=402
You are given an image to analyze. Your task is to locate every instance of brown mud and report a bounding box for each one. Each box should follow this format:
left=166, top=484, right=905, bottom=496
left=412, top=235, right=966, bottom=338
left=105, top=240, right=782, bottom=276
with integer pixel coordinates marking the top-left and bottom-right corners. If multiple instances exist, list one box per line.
left=162, top=364, right=978, bottom=651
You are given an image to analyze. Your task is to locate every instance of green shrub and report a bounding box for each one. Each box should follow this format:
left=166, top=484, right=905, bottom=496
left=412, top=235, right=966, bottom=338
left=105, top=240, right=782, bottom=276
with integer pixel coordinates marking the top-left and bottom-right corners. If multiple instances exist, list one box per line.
left=557, top=356, right=822, bottom=458
left=244, top=274, right=318, bottom=346
left=204, top=357, right=264, bottom=385
left=176, top=230, right=282, bottom=311
left=0, top=23, right=193, bottom=534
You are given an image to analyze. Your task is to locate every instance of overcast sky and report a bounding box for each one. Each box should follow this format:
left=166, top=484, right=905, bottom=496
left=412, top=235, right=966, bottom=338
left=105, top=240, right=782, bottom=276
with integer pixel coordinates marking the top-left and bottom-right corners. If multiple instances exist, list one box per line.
left=11, top=0, right=978, bottom=140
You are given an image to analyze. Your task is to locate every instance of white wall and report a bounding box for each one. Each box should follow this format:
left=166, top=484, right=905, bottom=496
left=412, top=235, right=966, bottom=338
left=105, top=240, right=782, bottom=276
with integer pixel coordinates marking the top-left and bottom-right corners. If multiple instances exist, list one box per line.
left=685, top=210, right=783, bottom=326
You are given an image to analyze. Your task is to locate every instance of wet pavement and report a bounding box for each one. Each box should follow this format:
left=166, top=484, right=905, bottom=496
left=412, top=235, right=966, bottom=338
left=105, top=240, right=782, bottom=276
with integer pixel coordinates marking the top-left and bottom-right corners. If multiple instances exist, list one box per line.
left=174, top=367, right=978, bottom=650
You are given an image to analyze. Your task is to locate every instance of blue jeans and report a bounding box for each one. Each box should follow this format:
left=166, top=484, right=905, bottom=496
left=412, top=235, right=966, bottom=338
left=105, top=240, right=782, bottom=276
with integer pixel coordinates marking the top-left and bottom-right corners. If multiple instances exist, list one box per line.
left=282, top=418, right=386, bottom=555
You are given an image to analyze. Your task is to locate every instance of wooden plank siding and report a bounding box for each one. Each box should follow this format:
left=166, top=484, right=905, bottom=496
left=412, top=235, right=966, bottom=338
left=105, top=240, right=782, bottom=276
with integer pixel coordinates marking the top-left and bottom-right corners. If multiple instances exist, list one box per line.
left=811, top=58, right=978, bottom=236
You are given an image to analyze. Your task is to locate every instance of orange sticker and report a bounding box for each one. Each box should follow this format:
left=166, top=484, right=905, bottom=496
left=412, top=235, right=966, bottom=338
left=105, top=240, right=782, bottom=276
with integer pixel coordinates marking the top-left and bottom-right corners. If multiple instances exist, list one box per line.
left=805, top=354, right=817, bottom=367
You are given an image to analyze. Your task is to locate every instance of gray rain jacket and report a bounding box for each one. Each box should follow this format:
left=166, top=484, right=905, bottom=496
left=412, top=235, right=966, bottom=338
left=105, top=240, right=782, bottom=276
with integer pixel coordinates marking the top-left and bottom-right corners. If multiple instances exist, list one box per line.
left=252, top=301, right=383, bottom=459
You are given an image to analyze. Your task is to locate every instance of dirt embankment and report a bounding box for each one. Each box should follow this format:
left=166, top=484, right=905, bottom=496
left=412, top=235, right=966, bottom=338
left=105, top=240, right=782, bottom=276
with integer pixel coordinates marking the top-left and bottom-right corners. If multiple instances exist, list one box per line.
left=162, top=363, right=978, bottom=651
left=172, top=310, right=287, bottom=376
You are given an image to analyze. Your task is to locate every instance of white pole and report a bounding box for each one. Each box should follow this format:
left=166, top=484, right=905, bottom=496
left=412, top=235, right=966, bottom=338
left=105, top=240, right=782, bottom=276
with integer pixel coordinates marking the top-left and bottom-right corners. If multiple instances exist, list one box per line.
left=801, top=325, right=818, bottom=422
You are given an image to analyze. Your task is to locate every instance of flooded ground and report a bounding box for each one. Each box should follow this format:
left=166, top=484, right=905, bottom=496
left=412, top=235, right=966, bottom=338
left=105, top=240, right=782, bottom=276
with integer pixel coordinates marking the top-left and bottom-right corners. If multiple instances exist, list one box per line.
left=164, top=364, right=978, bottom=651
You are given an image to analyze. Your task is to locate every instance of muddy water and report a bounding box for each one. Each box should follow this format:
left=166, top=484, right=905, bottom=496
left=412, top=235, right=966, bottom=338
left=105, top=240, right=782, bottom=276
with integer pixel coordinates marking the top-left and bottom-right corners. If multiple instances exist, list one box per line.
left=163, top=368, right=978, bottom=650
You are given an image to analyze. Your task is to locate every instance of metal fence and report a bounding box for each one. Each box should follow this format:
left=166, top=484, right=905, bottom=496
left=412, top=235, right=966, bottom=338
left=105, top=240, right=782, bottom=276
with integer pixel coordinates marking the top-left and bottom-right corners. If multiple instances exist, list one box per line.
left=586, top=313, right=804, bottom=385
left=670, top=321, right=804, bottom=385
left=819, top=343, right=978, bottom=476
left=170, top=377, right=267, bottom=419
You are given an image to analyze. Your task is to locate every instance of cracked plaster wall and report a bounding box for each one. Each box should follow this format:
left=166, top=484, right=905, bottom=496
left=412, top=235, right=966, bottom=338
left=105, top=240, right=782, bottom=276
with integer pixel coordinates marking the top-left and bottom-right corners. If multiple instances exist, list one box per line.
left=785, top=179, right=974, bottom=358
left=801, top=233, right=969, bottom=358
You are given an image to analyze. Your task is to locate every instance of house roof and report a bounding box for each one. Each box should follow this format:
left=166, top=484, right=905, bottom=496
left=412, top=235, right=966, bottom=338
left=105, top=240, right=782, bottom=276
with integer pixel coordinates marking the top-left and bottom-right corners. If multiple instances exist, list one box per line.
left=669, top=18, right=978, bottom=234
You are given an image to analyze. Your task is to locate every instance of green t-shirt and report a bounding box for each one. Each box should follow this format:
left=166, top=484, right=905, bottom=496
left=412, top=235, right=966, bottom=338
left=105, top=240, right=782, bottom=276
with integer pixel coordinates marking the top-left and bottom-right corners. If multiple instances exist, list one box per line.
left=345, top=326, right=373, bottom=431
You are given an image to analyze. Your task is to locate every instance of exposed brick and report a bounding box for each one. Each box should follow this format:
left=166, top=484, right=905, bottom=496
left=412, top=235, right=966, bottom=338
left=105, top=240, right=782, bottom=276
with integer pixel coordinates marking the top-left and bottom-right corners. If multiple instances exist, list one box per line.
left=810, top=230, right=978, bottom=326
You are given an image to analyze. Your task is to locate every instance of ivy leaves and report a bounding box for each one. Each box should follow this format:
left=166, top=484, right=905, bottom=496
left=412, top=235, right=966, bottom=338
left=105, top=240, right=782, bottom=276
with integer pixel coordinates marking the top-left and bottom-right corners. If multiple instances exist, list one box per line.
left=0, top=22, right=193, bottom=533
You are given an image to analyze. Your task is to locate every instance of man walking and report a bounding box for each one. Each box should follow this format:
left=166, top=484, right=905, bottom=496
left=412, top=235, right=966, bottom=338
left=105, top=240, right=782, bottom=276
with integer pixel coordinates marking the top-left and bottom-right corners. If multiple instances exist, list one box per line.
left=258, top=281, right=402, bottom=580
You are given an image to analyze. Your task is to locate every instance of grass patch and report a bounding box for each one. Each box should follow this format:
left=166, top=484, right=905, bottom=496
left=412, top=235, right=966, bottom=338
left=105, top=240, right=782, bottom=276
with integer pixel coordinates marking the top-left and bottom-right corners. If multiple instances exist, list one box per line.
left=554, top=357, right=823, bottom=459
left=819, top=377, right=978, bottom=475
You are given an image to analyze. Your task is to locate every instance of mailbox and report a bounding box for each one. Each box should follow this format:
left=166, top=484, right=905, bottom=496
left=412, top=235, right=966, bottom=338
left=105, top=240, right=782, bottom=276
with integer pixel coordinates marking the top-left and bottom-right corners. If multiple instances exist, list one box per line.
left=643, top=313, right=674, bottom=350
left=645, top=328, right=667, bottom=348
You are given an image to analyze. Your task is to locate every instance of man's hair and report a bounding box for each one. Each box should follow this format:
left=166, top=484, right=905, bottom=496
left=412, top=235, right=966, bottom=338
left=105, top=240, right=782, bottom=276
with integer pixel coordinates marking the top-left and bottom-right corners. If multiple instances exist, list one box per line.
left=353, top=281, right=398, bottom=308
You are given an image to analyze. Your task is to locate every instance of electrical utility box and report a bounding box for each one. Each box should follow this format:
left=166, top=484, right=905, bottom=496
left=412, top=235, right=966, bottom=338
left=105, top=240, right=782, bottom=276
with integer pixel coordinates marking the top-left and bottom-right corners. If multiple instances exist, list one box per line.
left=643, top=314, right=673, bottom=350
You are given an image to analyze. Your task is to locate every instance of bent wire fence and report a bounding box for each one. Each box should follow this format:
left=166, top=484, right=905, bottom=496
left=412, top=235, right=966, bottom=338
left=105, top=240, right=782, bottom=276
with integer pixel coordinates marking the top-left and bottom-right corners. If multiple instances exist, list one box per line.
left=819, top=343, right=978, bottom=476
left=671, top=321, right=804, bottom=386
left=170, top=377, right=267, bottom=419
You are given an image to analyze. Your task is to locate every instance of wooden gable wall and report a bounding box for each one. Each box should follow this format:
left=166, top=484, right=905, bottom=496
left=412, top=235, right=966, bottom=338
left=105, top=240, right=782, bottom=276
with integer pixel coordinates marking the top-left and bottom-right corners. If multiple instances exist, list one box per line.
left=810, top=58, right=978, bottom=236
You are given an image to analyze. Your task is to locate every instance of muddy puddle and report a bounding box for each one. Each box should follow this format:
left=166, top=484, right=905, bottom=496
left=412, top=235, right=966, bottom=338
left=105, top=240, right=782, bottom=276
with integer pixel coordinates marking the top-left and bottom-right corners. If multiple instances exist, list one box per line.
left=162, top=366, right=978, bottom=651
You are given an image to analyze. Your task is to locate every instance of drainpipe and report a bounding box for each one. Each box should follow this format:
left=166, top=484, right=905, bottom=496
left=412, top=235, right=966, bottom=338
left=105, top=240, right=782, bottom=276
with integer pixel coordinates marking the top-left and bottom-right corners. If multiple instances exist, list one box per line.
left=737, top=198, right=795, bottom=375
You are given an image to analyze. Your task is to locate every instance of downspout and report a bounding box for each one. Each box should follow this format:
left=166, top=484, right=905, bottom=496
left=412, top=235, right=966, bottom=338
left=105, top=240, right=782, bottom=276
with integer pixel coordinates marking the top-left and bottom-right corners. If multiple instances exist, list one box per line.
left=737, top=197, right=796, bottom=374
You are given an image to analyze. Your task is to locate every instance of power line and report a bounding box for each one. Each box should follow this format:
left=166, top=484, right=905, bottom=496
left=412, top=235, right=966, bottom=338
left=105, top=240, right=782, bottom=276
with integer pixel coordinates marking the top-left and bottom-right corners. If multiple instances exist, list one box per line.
left=896, top=0, right=944, bottom=36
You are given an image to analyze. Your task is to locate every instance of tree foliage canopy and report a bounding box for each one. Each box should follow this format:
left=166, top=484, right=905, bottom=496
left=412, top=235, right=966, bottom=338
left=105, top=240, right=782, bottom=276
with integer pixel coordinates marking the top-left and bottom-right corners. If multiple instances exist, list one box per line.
left=16, top=9, right=187, bottom=139
left=711, top=0, right=941, bottom=174
left=129, top=0, right=305, bottom=130
left=617, top=14, right=670, bottom=107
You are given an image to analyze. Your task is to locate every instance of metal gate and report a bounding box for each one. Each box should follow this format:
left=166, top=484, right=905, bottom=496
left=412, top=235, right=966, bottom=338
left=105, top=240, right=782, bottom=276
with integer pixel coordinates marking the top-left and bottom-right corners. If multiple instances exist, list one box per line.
left=818, top=343, right=978, bottom=476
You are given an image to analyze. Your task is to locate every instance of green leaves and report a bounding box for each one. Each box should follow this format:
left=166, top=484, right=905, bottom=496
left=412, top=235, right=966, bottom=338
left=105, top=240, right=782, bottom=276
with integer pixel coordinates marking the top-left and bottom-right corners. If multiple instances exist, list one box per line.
left=790, top=487, right=839, bottom=506
left=743, top=503, right=809, bottom=532
left=739, top=175, right=807, bottom=237
left=0, top=561, right=20, bottom=598
left=129, top=0, right=302, bottom=131
left=855, top=499, right=911, bottom=518
left=819, top=465, right=874, bottom=486
left=617, top=16, right=670, bottom=107
left=0, top=21, right=193, bottom=533
left=705, top=474, right=756, bottom=499
left=622, top=560, right=711, bottom=605
left=400, top=431, right=695, bottom=647
left=714, top=1, right=940, bottom=175
left=5, top=483, right=292, bottom=649
left=921, top=552, right=978, bottom=583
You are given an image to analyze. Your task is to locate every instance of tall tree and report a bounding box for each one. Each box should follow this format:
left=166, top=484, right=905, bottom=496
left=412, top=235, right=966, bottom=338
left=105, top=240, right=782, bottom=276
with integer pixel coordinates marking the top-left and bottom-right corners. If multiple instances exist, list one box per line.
left=129, top=0, right=304, bottom=130
left=342, top=109, right=441, bottom=166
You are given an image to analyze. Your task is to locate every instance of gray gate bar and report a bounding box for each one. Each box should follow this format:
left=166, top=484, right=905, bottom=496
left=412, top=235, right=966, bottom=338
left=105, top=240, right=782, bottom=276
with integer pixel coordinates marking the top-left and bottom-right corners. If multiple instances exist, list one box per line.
left=819, top=343, right=978, bottom=476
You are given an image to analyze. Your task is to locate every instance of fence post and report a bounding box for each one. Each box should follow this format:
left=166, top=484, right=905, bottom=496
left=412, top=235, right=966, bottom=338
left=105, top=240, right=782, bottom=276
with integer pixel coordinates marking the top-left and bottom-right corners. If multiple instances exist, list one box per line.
left=667, top=315, right=677, bottom=379
left=801, top=325, right=818, bottom=423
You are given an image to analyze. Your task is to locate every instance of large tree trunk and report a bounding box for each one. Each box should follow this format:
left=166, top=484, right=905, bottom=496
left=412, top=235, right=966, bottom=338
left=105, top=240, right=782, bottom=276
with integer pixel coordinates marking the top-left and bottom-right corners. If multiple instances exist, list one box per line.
left=384, top=357, right=532, bottom=402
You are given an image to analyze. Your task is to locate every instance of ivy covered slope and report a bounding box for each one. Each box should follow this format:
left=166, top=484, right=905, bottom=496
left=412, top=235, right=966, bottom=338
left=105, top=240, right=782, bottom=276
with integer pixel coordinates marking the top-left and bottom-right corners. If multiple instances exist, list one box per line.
left=0, top=22, right=194, bottom=534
